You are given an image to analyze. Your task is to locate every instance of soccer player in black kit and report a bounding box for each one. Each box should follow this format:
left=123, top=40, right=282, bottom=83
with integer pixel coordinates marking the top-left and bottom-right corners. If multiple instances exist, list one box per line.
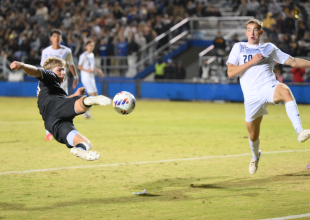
left=10, top=57, right=111, bottom=161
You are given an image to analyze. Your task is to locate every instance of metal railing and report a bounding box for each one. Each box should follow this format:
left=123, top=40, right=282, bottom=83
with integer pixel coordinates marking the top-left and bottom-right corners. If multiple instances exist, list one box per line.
left=0, top=57, right=10, bottom=80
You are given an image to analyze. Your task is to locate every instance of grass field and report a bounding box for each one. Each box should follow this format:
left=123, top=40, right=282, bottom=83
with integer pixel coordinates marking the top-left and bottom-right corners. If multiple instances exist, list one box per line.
left=1, top=97, right=310, bottom=220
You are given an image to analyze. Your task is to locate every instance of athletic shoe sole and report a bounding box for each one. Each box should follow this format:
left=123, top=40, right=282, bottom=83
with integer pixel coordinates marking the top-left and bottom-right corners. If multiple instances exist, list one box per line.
left=85, top=95, right=111, bottom=106
left=298, top=130, right=310, bottom=143
left=70, top=148, right=100, bottom=161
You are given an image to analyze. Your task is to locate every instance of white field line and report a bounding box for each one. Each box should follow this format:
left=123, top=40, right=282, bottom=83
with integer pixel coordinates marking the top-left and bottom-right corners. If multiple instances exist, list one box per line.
left=1, top=149, right=310, bottom=175
left=262, top=213, right=310, bottom=220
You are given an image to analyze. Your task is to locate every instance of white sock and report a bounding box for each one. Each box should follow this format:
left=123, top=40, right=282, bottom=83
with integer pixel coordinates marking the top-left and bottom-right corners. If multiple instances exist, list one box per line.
left=285, top=100, right=303, bottom=134
left=46, top=130, right=50, bottom=135
left=249, top=138, right=260, bottom=160
left=85, top=108, right=91, bottom=117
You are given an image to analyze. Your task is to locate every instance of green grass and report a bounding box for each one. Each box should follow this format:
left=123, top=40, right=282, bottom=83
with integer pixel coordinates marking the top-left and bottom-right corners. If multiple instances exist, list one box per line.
left=0, top=97, right=310, bottom=220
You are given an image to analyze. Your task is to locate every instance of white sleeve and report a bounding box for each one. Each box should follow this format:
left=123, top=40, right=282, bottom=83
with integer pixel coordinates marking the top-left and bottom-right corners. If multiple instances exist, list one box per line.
left=226, top=43, right=240, bottom=66
left=65, top=49, right=74, bottom=65
left=273, top=45, right=290, bottom=64
left=78, top=53, right=85, bottom=66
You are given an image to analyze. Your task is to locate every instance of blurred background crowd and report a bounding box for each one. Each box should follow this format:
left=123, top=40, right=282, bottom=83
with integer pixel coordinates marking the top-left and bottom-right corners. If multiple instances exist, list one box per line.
left=0, top=0, right=309, bottom=81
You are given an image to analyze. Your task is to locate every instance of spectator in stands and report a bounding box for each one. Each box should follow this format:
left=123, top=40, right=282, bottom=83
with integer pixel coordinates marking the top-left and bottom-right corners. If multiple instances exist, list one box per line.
left=213, top=31, right=227, bottom=66
left=247, top=0, right=260, bottom=17
left=263, top=12, right=276, bottom=34
left=199, top=59, right=211, bottom=79
left=276, top=13, right=286, bottom=34
left=230, top=34, right=239, bottom=48
left=25, top=50, right=40, bottom=65
left=203, top=6, right=214, bottom=17
left=35, top=1, right=49, bottom=26
left=283, top=0, right=293, bottom=15
left=164, top=59, right=176, bottom=79
left=297, top=18, right=306, bottom=41
left=186, top=1, right=197, bottom=16
left=213, top=8, right=222, bottom=17
left=298, top=32, right=310, bottom=56
left=175, top=61, right=186, bottom=79
left=164, top=1, right=174, bottom=17
left=291, top=67, right=306, bottom=82
left=275, top=68, right=283, bottom=83
left=268, top=0, right=282, bottom=18
left=154, top=58, right=166, bottom=80
left=113, top=2, right=124, bottom=20
left=257, top=0, right=268, bottom=21
left=237, top=0, right=248, bottom=16
left=29, top=33, right=41, bottom=54
left=267, top=24, right=279, bottom=45
left=283, top=11, right=295, bottom=34
left=117, top=35, right=128, bottom=76
left=294, top=1, right=308, bottom=31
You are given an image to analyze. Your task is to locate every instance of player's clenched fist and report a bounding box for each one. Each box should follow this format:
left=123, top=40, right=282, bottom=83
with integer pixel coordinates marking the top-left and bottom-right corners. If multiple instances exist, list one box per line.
left=251, top=54, right=264, bottom=65
left=10, top=61, right=24, bottom=70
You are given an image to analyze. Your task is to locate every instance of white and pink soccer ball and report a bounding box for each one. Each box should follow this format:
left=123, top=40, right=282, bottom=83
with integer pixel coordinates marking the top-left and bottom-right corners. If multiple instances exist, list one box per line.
left=113, top=91, right=136, bottom=115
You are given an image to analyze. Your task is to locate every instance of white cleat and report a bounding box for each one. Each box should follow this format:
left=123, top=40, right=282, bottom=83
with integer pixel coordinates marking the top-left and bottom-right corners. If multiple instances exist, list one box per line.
left=249, top=150, right=261, bottom=175
left=298, top=129, right=310, bottom=143
left=84, top=95, right=112, bottom=106
left=70, top=148, right=100, bottom=161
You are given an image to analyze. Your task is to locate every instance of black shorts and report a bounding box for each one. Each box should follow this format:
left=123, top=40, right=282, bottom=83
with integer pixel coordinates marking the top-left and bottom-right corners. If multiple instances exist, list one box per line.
left=40, top=95, right=85, bottom=148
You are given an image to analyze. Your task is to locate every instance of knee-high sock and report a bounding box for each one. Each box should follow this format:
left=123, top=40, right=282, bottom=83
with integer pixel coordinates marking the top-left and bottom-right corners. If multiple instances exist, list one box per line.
left=84, top=107, right=92, bottom=117
left=46, top=130, right=50, bottom=135
left=285, top=100, right=303, bottom=134
left=249, top=138, right=260, bottom=160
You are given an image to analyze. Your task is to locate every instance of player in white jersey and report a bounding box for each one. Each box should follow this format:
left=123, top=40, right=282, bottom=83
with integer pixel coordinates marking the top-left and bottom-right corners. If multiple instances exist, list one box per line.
left=40, top=29, right=79, bottom=141
left=78, top=39, right=104, bottom=118
left=226, top=19, right=310, bottom=175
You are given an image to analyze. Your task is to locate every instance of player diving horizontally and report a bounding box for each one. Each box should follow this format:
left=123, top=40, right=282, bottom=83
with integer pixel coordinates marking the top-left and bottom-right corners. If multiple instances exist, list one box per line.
left=226, top=19, right=310, bottom=175
left=10, top=57, right=111, bottom=160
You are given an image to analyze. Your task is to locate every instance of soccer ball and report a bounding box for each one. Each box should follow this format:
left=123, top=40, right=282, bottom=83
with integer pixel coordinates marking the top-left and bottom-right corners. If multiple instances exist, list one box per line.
left=113, top=91, right=136, bottom=115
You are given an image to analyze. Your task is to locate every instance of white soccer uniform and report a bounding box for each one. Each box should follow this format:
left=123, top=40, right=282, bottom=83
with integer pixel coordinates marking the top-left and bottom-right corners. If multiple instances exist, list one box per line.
left=78, top=51, right=98, bottom=94
left=226, top=42, right=290, bottom=122
left=40, top=45, right=74, bottom=94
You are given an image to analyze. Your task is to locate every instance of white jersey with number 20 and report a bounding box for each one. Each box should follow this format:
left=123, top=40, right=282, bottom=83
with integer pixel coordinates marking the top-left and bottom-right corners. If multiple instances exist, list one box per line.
left=226, top=42, right=290, bottom=101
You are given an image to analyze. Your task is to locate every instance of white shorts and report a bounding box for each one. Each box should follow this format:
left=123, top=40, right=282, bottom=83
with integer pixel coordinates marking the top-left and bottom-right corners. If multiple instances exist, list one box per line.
left=244, top=81, right=279, bottom=122
left=82, top=75, right=97, bottom=94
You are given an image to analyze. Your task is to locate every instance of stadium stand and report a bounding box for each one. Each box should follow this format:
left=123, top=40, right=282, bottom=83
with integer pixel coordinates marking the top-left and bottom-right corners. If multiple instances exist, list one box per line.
left=0, top=0, right=310, bottom=82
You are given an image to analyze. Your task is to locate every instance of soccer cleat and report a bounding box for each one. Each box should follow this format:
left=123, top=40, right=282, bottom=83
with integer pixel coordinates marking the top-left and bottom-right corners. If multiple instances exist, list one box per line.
left=298, top=129, right=310, bottom=143
left=249, top=150, right=261, bottom=175
left=45, top=133, right=53, bottom=141
left=84, top=95, right=111, bottom=106
left=70, top=148, right=100, bottom=161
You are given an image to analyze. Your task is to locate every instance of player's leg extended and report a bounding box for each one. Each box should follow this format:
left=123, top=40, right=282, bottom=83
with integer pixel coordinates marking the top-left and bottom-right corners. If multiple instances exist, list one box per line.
left=74, top=95, right=111, bottom=114
left=83, top=92, right=97, bottom=119
left=246, top=116, right=263, bottom=175
left=273, top=83, right=309, bottom=142
left=66, top=130, right=100, bottom=161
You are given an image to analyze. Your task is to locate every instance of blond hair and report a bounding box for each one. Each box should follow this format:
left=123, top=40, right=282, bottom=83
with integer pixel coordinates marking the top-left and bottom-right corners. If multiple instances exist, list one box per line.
left=42, top=57, right=66, bottom=70
left=245, top=19, right=263, bottom=30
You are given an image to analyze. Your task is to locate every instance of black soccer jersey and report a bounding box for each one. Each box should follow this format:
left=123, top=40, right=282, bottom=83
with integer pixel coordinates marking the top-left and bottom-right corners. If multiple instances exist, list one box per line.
left=36, top=68, right=67, bottom=110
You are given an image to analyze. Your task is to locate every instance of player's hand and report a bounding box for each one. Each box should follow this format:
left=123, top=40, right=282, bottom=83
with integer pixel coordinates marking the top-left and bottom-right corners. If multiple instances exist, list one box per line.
left=10, top=61, right=24, bottom=70
left=86, top=69, right=92, bottom=73
left=72, top=78, right=78, bottom=89
left=98, top=70, right=104, bottom=78
left=75, top=87, right=85, bottom=96
left=250, top=54, right=263, bottom=65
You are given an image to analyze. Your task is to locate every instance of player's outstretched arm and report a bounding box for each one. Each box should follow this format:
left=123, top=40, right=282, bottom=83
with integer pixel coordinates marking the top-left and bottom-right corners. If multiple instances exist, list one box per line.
left=227, top=54, right=263, bottom=78
left=10, top=61, right=41, bottom=78
left=284, top=56, right=310, bottom=69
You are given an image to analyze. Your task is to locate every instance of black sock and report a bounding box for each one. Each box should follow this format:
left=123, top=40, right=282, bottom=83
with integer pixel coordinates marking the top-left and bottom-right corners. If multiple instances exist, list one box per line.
left=82, top=97, right=92, bottom=108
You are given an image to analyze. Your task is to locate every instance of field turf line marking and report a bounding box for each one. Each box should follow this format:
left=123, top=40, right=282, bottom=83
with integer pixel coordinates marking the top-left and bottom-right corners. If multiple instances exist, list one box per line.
left=1, top=149, right=310, bottom=175
left=262, top=213, right=310, bottom=220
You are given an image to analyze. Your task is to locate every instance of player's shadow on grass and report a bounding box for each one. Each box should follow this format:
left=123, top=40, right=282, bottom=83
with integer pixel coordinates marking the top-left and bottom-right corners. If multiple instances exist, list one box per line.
left=1, top=170, right=309, bottom=211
